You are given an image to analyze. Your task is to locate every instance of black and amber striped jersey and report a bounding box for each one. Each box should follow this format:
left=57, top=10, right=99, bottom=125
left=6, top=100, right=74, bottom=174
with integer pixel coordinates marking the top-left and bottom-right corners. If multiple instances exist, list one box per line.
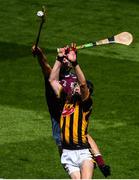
left=60, top=97, right=92, bottom=150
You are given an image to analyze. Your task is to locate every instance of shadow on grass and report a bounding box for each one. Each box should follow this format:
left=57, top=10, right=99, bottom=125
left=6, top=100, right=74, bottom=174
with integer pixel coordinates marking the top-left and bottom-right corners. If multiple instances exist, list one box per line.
left=0, top=41, right=56, bottom=60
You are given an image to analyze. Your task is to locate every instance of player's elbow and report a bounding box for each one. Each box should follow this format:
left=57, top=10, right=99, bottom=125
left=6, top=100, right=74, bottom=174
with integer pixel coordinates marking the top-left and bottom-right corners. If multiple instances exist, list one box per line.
left=48, top=78, right=54, bottom=87
left=48, top=72, right=55, bottom=83
left=48, top=76, right=51, bottom=83
left=80, top=80, right=87, bottom=87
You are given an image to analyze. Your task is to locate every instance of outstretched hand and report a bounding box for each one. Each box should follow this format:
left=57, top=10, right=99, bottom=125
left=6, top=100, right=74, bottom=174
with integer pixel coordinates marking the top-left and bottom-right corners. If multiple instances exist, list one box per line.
left=57, top=46, right=69, bottom=57
left=56, top=43, right=78, bottom=67
left=67, top=43, right=77, bottom=62
left=67, top=50, right=76, bottom=62
left=67, top=43, right=78, bottom=67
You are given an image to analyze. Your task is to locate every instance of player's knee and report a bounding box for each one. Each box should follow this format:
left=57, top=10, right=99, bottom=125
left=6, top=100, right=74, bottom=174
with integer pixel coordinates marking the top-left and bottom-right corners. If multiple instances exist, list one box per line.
left=70, top=171, right=80, bottom=179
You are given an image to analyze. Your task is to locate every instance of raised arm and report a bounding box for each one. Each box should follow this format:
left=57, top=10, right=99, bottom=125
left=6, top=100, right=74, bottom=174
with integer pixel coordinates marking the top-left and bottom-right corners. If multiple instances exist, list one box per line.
left=49, top=59, right=63, bottom=97
left=67, top=47, right=89, bottom=100
left=32, top=45, right=51, bottom=77
left=49, top=47, right=71, bottom=97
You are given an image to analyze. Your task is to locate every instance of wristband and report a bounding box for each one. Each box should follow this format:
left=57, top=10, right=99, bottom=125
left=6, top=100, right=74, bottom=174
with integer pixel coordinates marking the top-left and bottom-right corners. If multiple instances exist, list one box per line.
left=71, top=60, right=78, bottom=67
left=95, top=155, right=105, bottom=167
left=57, top=56, right=64, bottom=63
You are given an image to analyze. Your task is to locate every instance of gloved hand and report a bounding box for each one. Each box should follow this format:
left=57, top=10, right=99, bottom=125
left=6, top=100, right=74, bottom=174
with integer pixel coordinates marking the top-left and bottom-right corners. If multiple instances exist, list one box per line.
left=57, top=43, right=78, bottom=67
left=99, top=164, right=111, bottom=178
left=32, top=45, right=43, bottom=57
left=95, top=154, right=111, bottom=178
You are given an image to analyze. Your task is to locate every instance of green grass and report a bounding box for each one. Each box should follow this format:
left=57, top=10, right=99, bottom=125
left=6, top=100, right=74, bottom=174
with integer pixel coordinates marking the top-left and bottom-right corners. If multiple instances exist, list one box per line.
left=0, top=0, right=139, bottom=178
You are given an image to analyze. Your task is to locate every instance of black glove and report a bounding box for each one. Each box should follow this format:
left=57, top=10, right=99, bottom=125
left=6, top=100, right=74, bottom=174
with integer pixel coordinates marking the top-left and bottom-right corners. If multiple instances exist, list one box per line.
left=32, top=46, right=42, bottom=57
left=56, top=55, right=64, bottom=63
left=57, top=55, right=70, bottom=64
left=99, top=164, right=111, bottom=178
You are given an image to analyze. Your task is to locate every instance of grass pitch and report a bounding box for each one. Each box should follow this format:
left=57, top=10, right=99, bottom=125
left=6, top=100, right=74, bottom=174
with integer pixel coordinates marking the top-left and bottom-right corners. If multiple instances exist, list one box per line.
left=0, top=0, right=139, bottom=178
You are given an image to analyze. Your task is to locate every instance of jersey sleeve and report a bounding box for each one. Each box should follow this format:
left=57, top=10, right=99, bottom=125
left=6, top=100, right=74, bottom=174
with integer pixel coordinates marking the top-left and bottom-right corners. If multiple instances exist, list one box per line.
left=82, top=96, right=93, bottom=112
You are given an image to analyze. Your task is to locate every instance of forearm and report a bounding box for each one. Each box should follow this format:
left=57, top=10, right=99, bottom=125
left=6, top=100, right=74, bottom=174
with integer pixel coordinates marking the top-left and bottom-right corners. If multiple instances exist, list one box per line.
left=87, top=134, right=101, bottom=156
left=37, top=52, right=52, bottom=76
left=32, top=46, right=51, bottom=76
left=49, top=60, right=62, bottom=97
left=74, top=65, right=86, bottom=86
left=87, top=134, right=111, bottom=177
left=49, top=60, right=61, bottom=82
left=74, top=64, right=89, bottom=100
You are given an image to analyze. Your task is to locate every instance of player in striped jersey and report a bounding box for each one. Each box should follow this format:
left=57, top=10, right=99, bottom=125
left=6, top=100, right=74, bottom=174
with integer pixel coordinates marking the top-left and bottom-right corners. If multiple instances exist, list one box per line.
left=32, top=45, right=110, bottom=178
left=49, top=46, right=96, bottom=179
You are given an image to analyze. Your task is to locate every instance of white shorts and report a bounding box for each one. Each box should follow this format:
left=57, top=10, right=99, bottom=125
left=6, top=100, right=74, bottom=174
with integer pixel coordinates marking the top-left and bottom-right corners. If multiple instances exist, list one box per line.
left=61, top=149, right=93, bottom=175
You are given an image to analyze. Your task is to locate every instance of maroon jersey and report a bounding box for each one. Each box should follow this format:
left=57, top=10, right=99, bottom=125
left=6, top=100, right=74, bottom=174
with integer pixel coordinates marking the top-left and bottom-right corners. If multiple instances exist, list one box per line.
left=44, top=73, right=77, bottom=122
left=60, top=73, right=77, bottom=95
